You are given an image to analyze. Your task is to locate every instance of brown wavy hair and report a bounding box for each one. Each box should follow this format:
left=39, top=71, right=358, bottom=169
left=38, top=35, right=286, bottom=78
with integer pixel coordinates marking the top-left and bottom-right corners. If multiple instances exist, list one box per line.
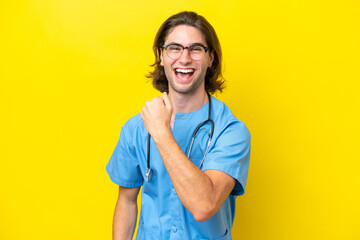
left=147, top=11, right=225, bottom=94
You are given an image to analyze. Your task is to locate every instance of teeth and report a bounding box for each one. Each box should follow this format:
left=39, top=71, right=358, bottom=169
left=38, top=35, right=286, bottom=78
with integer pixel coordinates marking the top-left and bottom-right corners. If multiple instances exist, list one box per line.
left=176, top=69, right=194, bottom=73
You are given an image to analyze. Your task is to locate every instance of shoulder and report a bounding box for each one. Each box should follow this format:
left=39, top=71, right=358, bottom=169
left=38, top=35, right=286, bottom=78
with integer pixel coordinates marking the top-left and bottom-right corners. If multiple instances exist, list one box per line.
left=120, top=113, right=146, bottom=141
left=122, top=113, right=143, bottom=131
left=210, top=97, right=250, bottom=138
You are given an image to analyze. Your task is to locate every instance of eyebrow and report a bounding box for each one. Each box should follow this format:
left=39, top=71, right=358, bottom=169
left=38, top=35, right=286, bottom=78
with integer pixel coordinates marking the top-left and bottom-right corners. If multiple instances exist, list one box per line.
left=165, top=42, right=207, bottom=47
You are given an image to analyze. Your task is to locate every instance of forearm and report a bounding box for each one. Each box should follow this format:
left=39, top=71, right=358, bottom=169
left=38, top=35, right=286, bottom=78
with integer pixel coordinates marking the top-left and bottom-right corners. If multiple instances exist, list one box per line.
left=113, top=199, right=138, bottom=240
left=153, top=130, right=220, bottom=221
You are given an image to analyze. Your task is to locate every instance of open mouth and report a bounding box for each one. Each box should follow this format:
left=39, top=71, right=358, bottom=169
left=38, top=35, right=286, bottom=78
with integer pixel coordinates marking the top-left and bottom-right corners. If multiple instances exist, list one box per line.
left=174, top=68, right=195, bottom=82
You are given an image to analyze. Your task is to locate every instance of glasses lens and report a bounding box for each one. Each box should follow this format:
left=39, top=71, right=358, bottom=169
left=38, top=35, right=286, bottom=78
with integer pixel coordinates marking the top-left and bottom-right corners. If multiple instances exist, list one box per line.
left=189, top=45, right=205, bottom=60
left=166, top=44, right=182, bottom=59
left=165, top=44, right=207, bottom=60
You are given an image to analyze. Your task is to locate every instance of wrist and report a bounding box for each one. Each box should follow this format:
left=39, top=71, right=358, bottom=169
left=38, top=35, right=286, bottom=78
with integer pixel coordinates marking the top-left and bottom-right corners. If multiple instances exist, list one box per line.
left=152, top=127, right=173, bottom=144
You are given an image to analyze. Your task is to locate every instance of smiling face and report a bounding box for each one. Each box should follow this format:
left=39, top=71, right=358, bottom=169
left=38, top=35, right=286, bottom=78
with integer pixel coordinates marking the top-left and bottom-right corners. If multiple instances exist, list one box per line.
left=160, top=25, right=214, bottom=96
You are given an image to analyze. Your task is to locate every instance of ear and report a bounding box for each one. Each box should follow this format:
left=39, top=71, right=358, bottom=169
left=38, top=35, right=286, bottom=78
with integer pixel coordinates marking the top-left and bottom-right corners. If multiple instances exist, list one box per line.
left=160, top=48, right=164, bottom=66
left=208, top=50, right=214, bottom=67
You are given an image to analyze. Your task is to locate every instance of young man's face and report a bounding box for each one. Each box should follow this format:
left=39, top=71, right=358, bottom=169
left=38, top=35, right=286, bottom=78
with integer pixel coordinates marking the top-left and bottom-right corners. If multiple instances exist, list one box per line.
left=160, top=25, right=214, bottom=95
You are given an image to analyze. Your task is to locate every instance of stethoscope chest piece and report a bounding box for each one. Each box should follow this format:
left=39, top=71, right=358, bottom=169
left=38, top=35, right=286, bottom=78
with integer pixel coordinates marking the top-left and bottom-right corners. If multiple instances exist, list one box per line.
left=146, top=168, right=153, bottom=182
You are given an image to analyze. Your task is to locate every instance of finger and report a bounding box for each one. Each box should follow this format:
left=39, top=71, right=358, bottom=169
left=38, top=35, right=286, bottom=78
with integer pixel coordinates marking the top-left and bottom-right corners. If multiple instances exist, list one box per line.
left=162, top=92, right=172, bottom=111
left=145, top=100, right=152, bottom=107
left=140, top=106, right=146, bottom=120
left=155, top=96, right=164, bottom=105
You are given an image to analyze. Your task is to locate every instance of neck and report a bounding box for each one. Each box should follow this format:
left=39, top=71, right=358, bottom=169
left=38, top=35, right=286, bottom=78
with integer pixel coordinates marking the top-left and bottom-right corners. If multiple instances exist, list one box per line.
left=168, top=88, right=209, bottom=129
left=169, top=89, right=209, bottom=113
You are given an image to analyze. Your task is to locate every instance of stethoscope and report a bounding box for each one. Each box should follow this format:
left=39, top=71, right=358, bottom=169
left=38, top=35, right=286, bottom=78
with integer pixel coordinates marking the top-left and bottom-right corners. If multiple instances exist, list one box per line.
left=146, top=92, right=215, bottom=182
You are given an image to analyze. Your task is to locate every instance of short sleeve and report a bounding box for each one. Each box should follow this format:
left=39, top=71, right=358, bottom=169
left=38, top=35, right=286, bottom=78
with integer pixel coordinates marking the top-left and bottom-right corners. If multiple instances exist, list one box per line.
left=201, top=121, right=251, bottom=196
left=106, top=122, right=144, bottom=188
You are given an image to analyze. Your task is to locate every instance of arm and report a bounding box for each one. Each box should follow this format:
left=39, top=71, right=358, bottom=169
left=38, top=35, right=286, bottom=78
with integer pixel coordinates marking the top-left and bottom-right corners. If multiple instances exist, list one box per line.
left=140, top=93, right=235, bottom=222
left=153, top=130, right=235, bottom=222
left=113, top=186, right=140, bottom=240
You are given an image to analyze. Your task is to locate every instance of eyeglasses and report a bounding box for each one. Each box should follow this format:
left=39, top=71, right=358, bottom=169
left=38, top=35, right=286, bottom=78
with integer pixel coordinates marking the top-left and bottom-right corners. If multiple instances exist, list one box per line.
left=162, top=42, right=210, bottom=60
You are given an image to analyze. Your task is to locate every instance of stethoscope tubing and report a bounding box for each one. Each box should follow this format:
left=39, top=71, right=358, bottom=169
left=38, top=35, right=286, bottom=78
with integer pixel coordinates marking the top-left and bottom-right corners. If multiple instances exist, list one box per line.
left=146, top=92, right=214, bottom=182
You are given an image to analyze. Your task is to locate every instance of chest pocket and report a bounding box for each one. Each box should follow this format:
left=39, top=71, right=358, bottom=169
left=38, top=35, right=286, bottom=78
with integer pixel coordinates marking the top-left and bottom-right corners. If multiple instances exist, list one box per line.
left=195, top=229, right=230, bottom=240
left=136, top=219, right=160, bottom=240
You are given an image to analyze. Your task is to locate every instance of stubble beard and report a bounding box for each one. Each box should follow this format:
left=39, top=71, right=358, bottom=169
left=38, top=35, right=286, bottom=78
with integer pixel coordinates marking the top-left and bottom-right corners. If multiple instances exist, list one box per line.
left=167, top=68, right=207, bottom=95
left=169, top=78, right=203, bottom=95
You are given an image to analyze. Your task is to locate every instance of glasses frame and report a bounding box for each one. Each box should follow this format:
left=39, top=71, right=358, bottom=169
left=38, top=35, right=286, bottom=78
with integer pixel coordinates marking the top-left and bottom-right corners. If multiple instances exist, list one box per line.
left=162, top=42, right=210, bottom=60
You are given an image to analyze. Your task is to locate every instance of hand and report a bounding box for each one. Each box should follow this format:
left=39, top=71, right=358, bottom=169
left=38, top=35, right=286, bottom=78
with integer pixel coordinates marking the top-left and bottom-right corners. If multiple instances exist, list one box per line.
left=140, top=92, right=173, bottom=139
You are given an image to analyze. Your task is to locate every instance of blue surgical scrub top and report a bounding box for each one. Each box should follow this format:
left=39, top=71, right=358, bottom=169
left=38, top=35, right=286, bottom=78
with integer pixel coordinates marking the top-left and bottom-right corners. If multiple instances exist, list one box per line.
left=106, top=97, right=251, bottom=240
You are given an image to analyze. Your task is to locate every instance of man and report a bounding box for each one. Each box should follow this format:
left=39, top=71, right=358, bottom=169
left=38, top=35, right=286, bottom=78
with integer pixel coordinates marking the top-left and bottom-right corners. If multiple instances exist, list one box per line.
left=106, top=11, right=250, bottom=240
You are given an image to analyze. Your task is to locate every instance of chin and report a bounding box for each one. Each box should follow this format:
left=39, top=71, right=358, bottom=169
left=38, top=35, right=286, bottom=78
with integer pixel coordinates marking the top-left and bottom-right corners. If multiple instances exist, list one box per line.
left=170, top=81, right=204, bottom=95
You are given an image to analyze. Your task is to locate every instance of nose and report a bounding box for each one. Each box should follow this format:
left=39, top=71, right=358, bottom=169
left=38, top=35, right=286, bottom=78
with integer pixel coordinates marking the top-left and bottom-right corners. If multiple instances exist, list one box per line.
left=178, top=48, right=192, bottom=64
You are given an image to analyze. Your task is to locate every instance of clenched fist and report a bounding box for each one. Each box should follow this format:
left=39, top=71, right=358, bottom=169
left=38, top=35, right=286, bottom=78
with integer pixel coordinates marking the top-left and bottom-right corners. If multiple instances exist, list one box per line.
left=140, top=92, right=173, bottom=140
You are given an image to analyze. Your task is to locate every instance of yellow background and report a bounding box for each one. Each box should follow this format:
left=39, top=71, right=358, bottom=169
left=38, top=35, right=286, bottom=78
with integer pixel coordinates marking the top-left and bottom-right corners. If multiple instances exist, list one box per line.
left=1, top=0, right=359, bottom=239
